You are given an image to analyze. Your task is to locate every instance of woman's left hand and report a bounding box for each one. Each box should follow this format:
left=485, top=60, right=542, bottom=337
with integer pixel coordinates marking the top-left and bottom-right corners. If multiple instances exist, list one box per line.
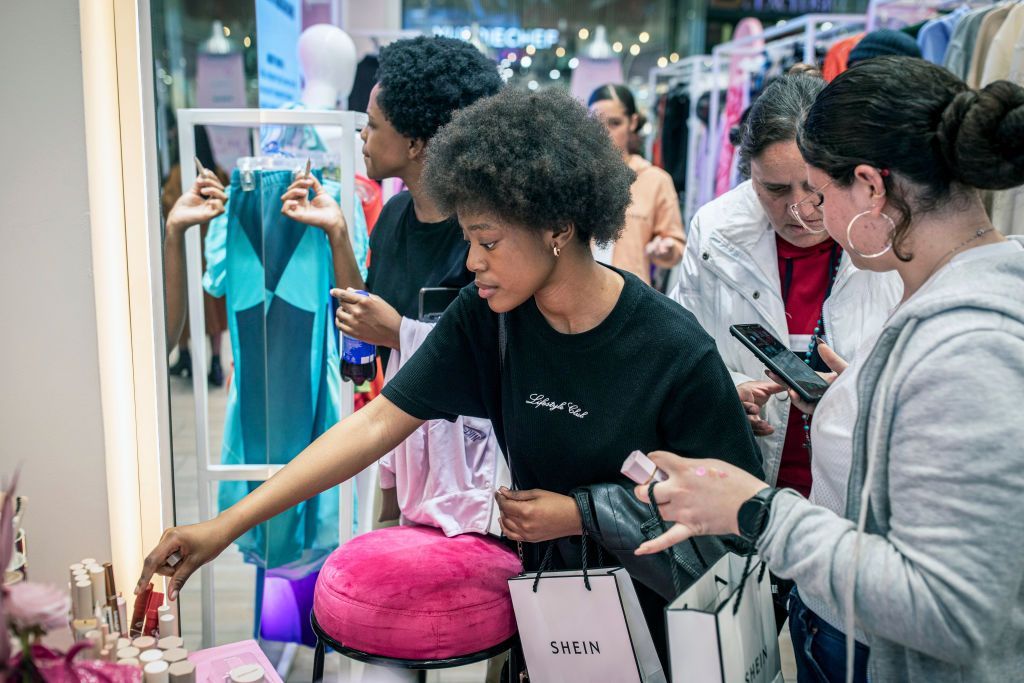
left=633, top=451, right=768, bottom=555
left=496, top=487, right=583, bottom=543
left=645, top=236, right=683, bottom=268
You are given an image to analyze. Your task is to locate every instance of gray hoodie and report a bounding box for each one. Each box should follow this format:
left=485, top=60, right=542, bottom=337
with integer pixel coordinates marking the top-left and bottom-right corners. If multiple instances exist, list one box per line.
left=758, top=237, right=1024, bottom=682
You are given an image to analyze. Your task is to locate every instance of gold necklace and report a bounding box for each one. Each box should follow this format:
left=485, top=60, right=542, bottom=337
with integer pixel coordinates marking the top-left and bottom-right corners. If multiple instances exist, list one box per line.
left=921, top=227, right=996, bottom=284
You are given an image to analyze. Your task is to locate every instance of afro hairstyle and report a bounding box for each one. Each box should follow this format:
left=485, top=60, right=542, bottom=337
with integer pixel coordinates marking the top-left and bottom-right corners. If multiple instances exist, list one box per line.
left=375, top=36, right=503, bottom=143
left=422, top=88, right=635, bottom=246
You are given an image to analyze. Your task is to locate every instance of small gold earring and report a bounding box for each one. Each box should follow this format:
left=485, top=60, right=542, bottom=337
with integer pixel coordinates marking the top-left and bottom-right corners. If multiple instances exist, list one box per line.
left=552, top=245, right=561, bottom=257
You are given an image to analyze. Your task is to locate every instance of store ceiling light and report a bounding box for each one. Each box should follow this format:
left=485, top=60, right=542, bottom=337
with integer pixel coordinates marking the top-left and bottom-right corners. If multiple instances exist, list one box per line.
left=243, top=36, right=251, bottom=48
left=657, top=56, right=668, bottom=68
left=521, top=55, right=533, bottom=68
left=821, top=22, right=834, bottom=30
left=578, top=28, right=590, bottom=40
left=568, top=57, right=580, bottom=69
left=612, top=41, right=623, bottom=53
left=526, top=44, right=536, bottom=55
left=670, top=53, right=680, bottom=63
left=629, top=44, right=641, bottom=56
left=549, top=69, right=560, bottom=80
left=509, top=52, right=518, bottom=62
left=556, top=46, right=566, bottom=57
left=223, top=25, right=231, bottom=37
left=639, top=32, right=650, bottom=44
left=528, top=80, right=539, bottom=91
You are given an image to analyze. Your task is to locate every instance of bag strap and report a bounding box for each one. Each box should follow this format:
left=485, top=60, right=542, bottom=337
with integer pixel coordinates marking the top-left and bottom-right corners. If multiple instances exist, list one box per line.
left=499, top=312, right=528, bottom=569
left=530, top=543, right=556, bottom=593
left=503, top=312, right=598, bottom=590
left=647, top=480, right=710, bottom=595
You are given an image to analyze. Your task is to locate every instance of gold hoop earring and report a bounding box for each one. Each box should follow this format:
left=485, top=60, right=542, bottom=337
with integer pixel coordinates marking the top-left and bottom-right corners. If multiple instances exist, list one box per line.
left=552, top=245, right=561, bottom=258
left=846, top=211, right=894, bottom=259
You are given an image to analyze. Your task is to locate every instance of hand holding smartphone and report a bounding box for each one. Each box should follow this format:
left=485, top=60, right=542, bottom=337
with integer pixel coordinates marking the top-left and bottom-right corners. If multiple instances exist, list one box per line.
left=729, top=324, right=830, bottom=403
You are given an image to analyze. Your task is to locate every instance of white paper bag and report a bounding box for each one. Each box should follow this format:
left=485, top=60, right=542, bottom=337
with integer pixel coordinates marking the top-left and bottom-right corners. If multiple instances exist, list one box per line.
left=666, top=553, right=781, bottom=683
left=509, top=566, right=667, bottom=683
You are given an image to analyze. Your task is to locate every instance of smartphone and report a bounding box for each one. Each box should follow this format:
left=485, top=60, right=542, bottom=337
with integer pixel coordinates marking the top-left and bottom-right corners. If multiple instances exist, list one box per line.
left=418, top=287, right=460, bottom=323
left=729, top=323, right=830, bottom=403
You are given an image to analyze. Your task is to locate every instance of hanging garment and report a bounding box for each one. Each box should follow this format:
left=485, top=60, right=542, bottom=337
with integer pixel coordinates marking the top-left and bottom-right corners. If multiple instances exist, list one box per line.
left=988, top=8, right=1024, bottom=238
left=349, top=54, right=379, bottom=114
left=917, top=5, right=972, bottom=65
left=378, top=318, right=508, bottom=537
left=659, top=86, right=691, bottom=192
left=966, top=4, right=1013, bottom=88
left=944, top=6, right=997, bottom=80
left=651, top=92, right=667, bottom=170
left=204, top=168, right=369, bottom=577
left=981, top=4, right=1024, bottom=86
left=822, top=34, right=864, bottom=82
left=715, top=18, right=764, bottom=198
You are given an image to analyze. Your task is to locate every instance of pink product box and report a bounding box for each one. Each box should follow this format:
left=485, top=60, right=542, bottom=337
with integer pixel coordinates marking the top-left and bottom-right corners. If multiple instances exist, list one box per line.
left=620, top=450, right=667, bottom=486
left=187, top=640, right=283, bottom=683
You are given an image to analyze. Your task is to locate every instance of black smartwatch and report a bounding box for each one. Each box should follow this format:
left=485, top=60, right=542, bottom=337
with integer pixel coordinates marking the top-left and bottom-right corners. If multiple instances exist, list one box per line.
left=737, top=487, right=780, bottom=544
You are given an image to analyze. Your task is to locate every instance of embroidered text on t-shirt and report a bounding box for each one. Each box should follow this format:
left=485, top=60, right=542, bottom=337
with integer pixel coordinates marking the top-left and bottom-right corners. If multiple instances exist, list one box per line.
left=526, top=394, right=589, bottom=419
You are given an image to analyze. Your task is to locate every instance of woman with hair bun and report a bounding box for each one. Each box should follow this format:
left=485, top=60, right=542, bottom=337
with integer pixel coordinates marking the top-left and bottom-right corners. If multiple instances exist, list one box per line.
left=636, top=57, right=1024, bottom=682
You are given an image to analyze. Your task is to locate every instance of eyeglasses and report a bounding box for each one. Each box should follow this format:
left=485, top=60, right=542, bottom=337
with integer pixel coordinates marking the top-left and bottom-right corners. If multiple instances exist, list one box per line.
left=788, top=179, right=833, bottom=233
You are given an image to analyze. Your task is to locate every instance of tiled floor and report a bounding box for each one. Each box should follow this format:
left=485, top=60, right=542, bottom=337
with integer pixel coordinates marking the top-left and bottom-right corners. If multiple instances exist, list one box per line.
left=167, top=343, right=797, bottom=681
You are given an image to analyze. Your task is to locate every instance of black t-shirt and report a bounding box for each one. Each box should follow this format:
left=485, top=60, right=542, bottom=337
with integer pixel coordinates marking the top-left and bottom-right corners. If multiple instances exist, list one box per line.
left=366, top=191, right=473, bottom=364
left=382, top=268, right=764, bottom=495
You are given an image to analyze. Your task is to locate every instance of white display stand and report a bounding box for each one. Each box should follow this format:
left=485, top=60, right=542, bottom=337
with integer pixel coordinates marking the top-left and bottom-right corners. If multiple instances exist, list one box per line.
left=176, top=108, right=367, bottom=649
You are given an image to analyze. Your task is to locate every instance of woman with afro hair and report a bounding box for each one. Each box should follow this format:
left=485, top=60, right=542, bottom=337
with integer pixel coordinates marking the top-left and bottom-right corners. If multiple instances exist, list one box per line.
left=279, top=36, right=503, bottom=364
left=140, top=87, right=764, bottom=670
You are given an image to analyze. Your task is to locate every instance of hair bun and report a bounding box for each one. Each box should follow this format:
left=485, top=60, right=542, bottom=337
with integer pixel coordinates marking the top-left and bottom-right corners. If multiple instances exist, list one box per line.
left=937, top=81, right=1024, bottom=190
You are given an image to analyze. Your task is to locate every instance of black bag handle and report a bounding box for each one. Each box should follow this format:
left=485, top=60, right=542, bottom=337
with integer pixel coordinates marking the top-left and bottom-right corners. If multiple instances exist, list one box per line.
left=646, top=480, right=710, bottom=596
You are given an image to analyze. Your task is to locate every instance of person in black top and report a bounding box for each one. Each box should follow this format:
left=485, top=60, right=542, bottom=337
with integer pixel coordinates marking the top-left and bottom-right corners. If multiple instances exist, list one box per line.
left=278, top=36, right=501, bottom=365
left=138, top=88, right=763, bottom=668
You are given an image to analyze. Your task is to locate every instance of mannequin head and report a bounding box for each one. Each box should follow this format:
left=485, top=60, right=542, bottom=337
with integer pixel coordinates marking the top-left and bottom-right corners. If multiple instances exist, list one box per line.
left=298, top=24, right=357, bottom=109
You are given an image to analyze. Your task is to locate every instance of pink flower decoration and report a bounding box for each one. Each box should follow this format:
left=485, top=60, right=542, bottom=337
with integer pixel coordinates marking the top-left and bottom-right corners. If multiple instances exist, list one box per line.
left=5, top=582, right=71, bottom=633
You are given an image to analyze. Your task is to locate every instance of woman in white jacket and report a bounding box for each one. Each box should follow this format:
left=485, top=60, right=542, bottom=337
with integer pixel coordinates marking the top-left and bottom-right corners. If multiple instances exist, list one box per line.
left=670, top=72, right=901, bottom=493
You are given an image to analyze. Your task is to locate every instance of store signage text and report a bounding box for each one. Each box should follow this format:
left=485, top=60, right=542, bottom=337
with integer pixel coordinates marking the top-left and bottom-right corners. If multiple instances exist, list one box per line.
left=432, top=25, right=561, bottom=50
left=711, top=0, right=833, bottom=11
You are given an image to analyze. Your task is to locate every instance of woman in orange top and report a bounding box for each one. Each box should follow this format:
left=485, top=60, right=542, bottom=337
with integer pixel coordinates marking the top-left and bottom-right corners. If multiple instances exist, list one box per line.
left=589, top=84, right=686, bottom=284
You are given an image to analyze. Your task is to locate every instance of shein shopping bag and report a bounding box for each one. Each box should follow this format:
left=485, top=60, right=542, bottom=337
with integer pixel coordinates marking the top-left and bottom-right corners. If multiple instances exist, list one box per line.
left=666, top=552, right=782, bottom=683
left=508, top=566, right=667, bottom=683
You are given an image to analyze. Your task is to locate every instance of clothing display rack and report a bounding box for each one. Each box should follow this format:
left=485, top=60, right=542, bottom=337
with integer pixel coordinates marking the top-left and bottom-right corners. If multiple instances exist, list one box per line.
left=703, top=14, right=867, bottom=205
left=866, top=0, right=995, bottom=31
left=646, top=56, right=725, bottom=225
left=176, top=108, right=367, bottom=649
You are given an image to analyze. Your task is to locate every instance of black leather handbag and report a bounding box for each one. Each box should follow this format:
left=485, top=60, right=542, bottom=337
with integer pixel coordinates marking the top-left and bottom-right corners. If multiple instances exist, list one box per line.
left=570, top=481, right=734, bottom=601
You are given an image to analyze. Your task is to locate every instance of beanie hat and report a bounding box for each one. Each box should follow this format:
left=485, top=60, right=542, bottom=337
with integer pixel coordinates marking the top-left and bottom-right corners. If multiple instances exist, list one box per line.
left=848, top=29, right=922, bottom=65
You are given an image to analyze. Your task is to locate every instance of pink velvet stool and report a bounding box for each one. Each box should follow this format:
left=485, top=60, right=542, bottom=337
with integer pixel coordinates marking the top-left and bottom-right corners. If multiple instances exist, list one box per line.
left=311, top=525, right=522, bottom=681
